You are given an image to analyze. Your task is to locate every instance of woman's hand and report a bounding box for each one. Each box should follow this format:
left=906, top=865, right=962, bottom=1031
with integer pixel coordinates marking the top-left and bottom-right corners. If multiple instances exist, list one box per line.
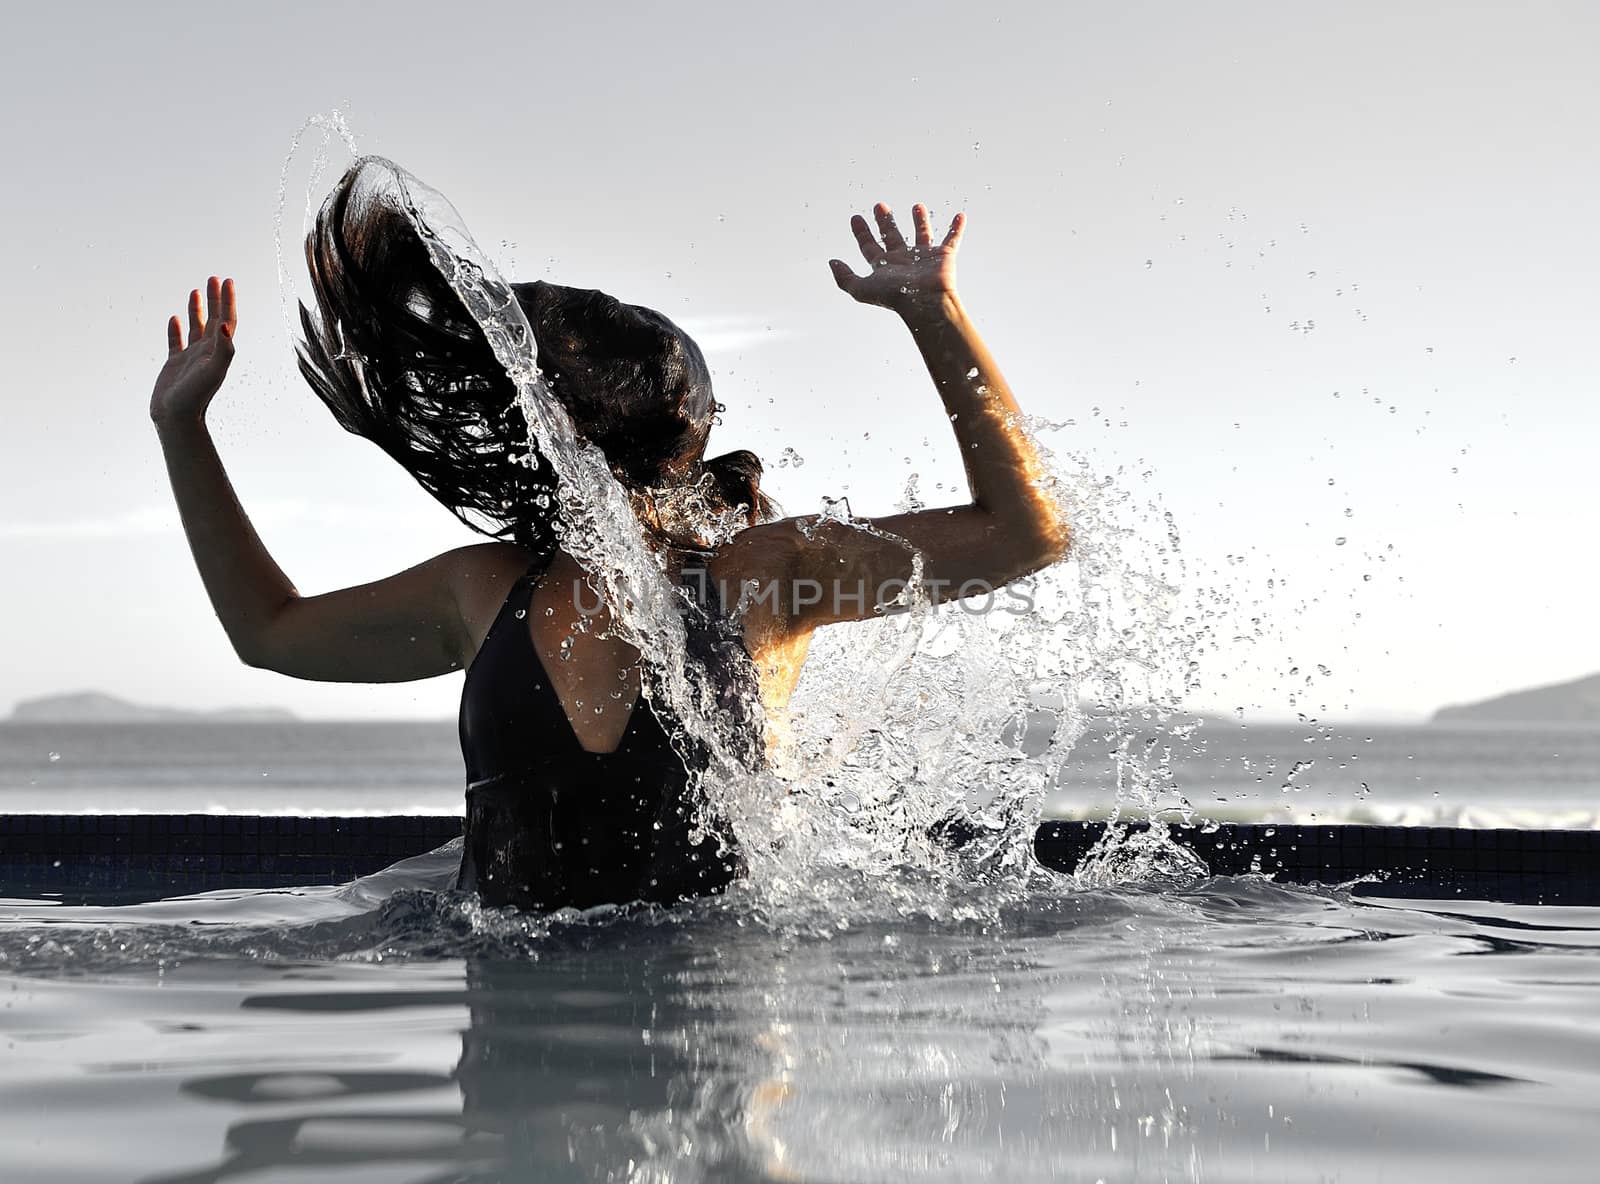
left=828, top=203, right=965, bottom=318
left=150, top=276, right=237, bottom=425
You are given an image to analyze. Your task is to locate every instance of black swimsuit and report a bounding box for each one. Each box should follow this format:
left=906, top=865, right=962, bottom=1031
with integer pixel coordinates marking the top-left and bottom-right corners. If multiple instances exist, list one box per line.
left=456, top=557, right=759, bottom=911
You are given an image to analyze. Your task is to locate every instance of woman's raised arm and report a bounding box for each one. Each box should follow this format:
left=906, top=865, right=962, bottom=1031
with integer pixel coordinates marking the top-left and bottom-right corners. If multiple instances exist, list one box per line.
left=150, top=277, right=476, bottom=682
left=718, top=205, right=1070, bottom=632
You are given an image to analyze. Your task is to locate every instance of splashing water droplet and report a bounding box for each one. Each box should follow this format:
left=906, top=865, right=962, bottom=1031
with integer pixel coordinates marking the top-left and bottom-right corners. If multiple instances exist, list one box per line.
left=1281, top=759, right=1314, bottom=792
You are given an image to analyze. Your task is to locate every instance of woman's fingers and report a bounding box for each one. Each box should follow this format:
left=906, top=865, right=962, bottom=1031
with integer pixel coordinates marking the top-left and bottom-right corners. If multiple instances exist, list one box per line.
left=874, top=203, right=908, bottom=254
left=838, top=205, right=963, bottom=304
left=204, top=276, right=222, bottom=332
left=850, top=214, right=886, bottom=266
left=187, top=288, right=205, bottom=342
left=219, top=277, right=238, bottom=334
left=173, top=278, right=237, bottom=352
left=941, top=212, right=966, bottom=251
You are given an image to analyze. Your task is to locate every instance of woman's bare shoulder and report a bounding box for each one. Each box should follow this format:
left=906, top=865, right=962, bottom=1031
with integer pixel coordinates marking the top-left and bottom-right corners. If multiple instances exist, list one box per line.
left=452, top=539, right=538, bottom=576
left=448, top=541, right=543, bottom=622
left=707, top=520, right=802, bottom=584
left=706, top=523, right=807, bottom=640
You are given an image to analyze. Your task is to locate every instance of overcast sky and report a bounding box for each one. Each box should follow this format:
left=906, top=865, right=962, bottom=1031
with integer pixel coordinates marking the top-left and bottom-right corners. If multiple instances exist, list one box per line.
left=1, top=0, right=1595, bottom=721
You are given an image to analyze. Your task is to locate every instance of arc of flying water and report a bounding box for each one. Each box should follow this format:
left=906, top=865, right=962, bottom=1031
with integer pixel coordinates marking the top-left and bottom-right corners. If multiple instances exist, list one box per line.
left=373, top=157, right=775, bottom=858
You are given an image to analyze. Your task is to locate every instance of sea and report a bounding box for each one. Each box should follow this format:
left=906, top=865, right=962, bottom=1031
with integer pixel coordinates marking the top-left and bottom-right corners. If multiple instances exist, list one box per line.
left=2, top=718, right=1596, bottom=827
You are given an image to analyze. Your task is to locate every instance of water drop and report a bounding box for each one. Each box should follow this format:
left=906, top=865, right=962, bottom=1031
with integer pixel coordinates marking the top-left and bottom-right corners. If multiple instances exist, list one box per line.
left=1280, top=759, right=1314, bottom=791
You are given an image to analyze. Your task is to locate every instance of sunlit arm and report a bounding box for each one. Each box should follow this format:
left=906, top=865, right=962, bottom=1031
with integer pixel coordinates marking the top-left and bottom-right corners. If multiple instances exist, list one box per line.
left=728, top=205, right=1070, bottom=632
left=879, top=290, right=1069, bottom=576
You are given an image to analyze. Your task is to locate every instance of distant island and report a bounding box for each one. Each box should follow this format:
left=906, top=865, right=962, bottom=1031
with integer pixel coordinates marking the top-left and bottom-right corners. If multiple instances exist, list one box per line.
left=1432, top=672, right=1600, bottom=725
left=5, top=691, right=297, bottom=724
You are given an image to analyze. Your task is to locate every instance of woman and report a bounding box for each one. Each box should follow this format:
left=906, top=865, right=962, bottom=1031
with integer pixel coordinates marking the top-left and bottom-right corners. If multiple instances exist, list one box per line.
left=149, top=160, right=1070, bottom=911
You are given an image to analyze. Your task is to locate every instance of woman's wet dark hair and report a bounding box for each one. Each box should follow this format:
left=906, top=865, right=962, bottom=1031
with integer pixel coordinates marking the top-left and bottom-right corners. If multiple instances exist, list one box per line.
left=295, top=160, right=773, bottom=565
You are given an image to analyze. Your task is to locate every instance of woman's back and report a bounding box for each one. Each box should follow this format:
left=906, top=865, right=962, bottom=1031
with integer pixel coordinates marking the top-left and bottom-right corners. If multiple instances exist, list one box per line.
left=456, top=547, right=756, bottom=910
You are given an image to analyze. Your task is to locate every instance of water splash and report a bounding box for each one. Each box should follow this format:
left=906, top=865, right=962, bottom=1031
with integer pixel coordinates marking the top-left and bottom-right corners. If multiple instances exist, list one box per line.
left=288, top=144, right=1216, bottom=918
left=371, top=159, right=774, bottom=865
left=273, top=110, right=359, bottom=347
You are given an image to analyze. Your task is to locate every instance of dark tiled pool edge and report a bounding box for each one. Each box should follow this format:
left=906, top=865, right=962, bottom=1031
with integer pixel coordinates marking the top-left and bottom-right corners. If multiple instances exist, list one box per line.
left=1034, top=820, right=1599, bottom=905
left=1, top=815, right=1595, bottom=905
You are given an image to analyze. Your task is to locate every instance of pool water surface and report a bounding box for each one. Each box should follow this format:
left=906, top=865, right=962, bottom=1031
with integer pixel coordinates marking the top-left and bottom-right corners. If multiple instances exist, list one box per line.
left=2, top=847, right=1597, bottom=1182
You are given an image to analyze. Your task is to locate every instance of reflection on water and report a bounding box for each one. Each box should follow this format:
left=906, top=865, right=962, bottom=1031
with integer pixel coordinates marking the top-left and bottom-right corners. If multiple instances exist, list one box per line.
left=455, top=956, right=761, bottom=1182
left=3, top=874, right=1598, bottom=1182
